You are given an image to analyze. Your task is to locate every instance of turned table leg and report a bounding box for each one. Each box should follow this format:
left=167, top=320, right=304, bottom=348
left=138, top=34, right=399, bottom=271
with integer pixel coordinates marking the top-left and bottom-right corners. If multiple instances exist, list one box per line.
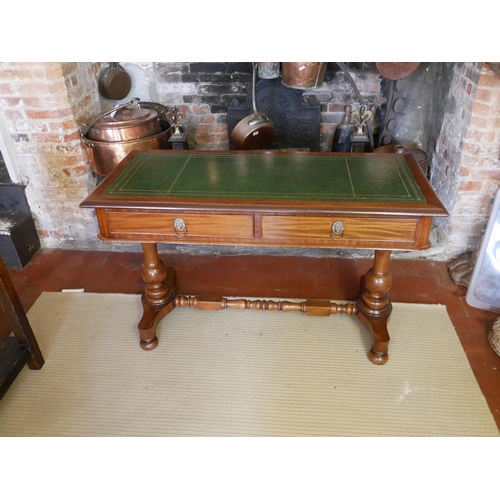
left=138, top=243, right=177, bottom=350
left=356, top=250, right=393, bottom=365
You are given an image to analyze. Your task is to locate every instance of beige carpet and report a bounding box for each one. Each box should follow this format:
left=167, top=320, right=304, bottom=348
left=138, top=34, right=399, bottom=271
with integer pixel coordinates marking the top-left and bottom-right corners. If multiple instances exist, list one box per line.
left=0, top=292, right=498, bottom=437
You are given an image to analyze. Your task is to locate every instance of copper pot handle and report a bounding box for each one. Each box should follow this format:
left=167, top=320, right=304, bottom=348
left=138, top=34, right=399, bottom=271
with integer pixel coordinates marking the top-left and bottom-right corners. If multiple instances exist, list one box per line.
left=248, top=62, right=271, bottom=127
left=80, top=97, right=141, bottom=137
left=80, top=135, right=94, bottom=148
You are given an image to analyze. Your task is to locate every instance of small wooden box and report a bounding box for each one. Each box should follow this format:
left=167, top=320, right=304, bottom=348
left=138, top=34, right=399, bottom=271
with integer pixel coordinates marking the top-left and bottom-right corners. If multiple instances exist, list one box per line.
left=0, top=211, right=40, bottom=269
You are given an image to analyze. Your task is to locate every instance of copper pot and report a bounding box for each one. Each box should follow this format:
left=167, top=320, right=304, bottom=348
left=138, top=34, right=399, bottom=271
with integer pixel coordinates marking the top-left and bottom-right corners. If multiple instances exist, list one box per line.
left=281, top=62, right=327, bottom=89
left=82, top=121, right=172, bottom=176
left=230, top=63, right=274, bottom=150
left=81, top=98, right=171, bottom=176
left=86, top=99, right=162, bottom=142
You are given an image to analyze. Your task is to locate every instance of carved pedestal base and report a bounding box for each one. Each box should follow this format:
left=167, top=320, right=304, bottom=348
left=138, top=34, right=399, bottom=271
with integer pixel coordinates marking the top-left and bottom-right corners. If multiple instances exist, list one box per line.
left=356, top=250, right=393, bottom=365
left=137, top=245, right=395, bottom=366
left=138, top=243, right=177, bottom=350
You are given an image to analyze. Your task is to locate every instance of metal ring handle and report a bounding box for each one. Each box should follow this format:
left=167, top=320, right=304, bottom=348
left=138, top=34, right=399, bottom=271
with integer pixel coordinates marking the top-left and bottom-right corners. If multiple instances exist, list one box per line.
left=173, top=218, right=187, bottom=237
left=331, top=220, right=344, bottom=240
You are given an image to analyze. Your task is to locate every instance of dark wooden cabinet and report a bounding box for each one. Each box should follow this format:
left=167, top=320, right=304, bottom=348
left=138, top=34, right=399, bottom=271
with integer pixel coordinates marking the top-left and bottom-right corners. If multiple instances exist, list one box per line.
left=0, top=255, right=44, bottom=400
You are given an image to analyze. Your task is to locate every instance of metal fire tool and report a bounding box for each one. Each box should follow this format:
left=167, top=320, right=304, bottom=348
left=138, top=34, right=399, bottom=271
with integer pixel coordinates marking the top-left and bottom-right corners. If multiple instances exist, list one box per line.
left=350, top=105, right=372, bottom=152
left=332, top=105, right=355, bottom=152
left=166, top=106, right=189, bottom=150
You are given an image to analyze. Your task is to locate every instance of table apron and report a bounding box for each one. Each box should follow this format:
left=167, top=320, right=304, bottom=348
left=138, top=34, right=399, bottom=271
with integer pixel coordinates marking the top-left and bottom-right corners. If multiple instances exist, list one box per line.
left=96, top=209, right=433, bottom=250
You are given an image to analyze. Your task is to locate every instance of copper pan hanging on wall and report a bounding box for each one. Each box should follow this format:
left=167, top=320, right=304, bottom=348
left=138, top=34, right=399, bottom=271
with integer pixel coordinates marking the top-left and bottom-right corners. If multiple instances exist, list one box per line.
left=281, top=62, right=327, bottom=89
left=98, top=62, right=132, bottom=100
left=375, top=62, right=420, bottom=80
left=229, top=63, right=274, bottom=150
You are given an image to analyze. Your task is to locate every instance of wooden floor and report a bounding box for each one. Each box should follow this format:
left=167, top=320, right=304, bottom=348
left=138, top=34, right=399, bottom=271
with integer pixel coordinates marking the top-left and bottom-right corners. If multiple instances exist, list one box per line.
left=2, top=249, right=500, bottom=431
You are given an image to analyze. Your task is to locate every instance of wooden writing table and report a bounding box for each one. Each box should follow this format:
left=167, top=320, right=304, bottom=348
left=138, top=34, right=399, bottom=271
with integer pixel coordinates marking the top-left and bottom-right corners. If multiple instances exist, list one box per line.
left=81, top=150, right=447, bottom=364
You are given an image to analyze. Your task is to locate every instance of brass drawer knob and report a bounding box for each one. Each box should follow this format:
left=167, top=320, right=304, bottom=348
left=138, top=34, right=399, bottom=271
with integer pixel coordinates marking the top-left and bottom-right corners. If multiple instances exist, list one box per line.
left=173, top=217, right=187, bottom=237
left=331, top=220, right=344, bottom=239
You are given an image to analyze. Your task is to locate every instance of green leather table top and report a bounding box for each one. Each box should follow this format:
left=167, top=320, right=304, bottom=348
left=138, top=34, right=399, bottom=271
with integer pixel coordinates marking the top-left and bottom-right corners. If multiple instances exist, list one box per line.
left=103, top=151, right=426, bottom=204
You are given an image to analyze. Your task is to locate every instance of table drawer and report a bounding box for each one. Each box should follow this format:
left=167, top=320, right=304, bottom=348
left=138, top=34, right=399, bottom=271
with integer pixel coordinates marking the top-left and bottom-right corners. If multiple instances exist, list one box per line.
left=105, top=212, right=254, bottom=239
left=261, top=215, right=418, bottom=242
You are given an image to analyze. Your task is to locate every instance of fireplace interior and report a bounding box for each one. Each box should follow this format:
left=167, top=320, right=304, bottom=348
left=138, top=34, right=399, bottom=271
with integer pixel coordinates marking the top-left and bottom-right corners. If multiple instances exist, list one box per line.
left=0, top=61, right=497, bottom=261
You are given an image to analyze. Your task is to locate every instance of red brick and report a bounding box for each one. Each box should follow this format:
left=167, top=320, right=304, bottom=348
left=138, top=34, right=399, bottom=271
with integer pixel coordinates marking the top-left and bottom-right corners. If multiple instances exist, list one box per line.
left=25, top=109, right=72, bottom=120
left=477, top=169, right=500, bottom=181
left=16, top=63, right=62, bottom=80
left=2, top=109, right=23, bottom=121
left=195, top=134, right=225, bottom=143
left=63, top=131, right=81, bottom=142
left=0, top=97, right=23, bottom=107
left=189, top=104, right=211, bottom=114
left=199, top=114, right=215, bottom=124
left=458, top=180, right=484, bottom=192
left=328, top=103, right=347, bottom=112
left=18, top=81, right=54, bottom=95
left=466, top=128, right=497, bottom=143
left=471, top=101, right=500, bottom=115
left=49, top=119, right=79, bottom=133
left=463, top=142, right=480, bottom=155
left=194, top=125, right=210, bottom=134
left=475, top=87, right=500, bottom=104
left=0, top=83, right=14, bottom=95
left=29, top=133, right=64, bottom=143
left=62, top=165, right=88, bottom=177
left=320, top=123, right=335, bottom=134
left=478, top=71, right=500, bottom=89
left=0, top=68, right=20, bottom=80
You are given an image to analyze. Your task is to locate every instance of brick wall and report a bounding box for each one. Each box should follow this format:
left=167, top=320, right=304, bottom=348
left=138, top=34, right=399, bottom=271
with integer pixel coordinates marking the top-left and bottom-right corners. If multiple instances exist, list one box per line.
left=431, top=63, right=500, bottom=256
left=0, top=62, right=100, bottom=248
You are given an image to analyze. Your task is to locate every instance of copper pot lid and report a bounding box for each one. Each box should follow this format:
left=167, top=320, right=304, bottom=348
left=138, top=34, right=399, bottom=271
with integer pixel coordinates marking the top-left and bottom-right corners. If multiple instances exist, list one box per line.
left=376, top=62, right=420, bottom=80
left=92, top=107, right=159, bottom=130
